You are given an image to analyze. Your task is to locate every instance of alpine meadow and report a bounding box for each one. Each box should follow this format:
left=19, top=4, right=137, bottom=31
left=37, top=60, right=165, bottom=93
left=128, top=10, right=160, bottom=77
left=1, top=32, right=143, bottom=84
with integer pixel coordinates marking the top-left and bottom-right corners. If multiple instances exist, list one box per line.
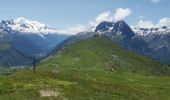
left=0, top=0, right=170, bottom=100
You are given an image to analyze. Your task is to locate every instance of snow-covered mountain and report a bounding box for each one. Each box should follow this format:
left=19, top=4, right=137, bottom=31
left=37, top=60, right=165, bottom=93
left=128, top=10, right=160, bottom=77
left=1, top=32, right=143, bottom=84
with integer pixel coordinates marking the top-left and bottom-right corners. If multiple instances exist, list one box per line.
left=0, top=17, right=63, bottom=37
left=0, top=17, right=69, bottom=59
left=133, top=26, right=170, bottom=36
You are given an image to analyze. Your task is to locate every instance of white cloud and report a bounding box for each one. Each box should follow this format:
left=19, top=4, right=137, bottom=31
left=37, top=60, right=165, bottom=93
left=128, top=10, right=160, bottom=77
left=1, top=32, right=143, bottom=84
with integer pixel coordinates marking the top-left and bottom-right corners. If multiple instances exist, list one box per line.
left=89, top=8, right=132, bottom=27
left=157, top=17, right=170, bottom=27
left=135, top=17, right=170, bottom=28
left=89, top=12, right=113, bottom=27
left=136, top=20, right=155, bottom=28
left=149, top=0, right=161, bottom=3
left=113, top=8, right=132, bottom=21
left=57, top=24, right=88, bottom=35
left=58, top=8, right=133, bottom=35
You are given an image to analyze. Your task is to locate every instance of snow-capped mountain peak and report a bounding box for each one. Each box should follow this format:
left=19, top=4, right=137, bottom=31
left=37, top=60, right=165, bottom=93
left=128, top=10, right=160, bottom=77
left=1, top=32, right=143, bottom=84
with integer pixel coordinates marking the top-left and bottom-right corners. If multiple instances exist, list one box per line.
left=13, top=17, right=47, bottom=29
left=0, top=17, right=59, bottom=35
left=95, top=21, right=115, bottom=33
left=94, top=20, right=134, bottom=38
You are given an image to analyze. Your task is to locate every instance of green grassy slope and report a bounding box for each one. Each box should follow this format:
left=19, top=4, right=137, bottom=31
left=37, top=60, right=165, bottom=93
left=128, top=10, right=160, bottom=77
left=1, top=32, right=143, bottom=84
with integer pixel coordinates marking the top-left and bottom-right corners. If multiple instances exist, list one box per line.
left=0, top=36, right=170, bottom=100
left=41, top=36, right=169, bottom=75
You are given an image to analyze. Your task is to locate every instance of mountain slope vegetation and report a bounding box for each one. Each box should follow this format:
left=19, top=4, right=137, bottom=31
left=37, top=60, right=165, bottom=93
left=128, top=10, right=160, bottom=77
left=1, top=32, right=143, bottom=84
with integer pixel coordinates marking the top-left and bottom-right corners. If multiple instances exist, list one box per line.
left=0, top=36, right=170, bottom=99
left=46, top=35, right=169, bottom=75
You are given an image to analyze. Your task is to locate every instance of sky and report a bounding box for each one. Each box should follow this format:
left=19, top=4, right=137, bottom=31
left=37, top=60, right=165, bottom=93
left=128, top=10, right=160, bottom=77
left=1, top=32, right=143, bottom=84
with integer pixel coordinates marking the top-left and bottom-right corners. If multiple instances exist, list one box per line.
left=0, top=0, right=170, bottom=34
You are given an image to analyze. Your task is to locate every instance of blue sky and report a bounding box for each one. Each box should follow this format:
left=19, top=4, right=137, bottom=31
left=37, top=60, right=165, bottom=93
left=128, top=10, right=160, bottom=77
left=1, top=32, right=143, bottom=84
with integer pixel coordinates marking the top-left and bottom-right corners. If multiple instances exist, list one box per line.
left=0, top=0, right=169, bottom=33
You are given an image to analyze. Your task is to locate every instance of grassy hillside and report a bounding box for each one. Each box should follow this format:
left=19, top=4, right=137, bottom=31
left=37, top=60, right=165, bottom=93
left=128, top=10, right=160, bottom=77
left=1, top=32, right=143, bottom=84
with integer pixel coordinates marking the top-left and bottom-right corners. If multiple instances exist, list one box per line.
left=43, top=35, right=169, bottom=75
left=0, top=36, right=170, bottom=100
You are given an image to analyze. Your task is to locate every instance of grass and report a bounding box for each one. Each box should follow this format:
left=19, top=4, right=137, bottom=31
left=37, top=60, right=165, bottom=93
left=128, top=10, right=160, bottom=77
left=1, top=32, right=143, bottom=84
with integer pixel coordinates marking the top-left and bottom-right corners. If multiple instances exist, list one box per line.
left=0, top=36, right=170, bottom=99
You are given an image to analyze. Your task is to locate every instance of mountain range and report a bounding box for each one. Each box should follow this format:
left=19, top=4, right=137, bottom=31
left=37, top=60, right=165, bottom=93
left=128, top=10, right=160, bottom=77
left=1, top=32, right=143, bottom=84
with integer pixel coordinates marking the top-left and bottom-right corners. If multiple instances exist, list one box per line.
left=54, top=20, right=170, bottom=65
left=0, top=18, right=170, bottom=67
